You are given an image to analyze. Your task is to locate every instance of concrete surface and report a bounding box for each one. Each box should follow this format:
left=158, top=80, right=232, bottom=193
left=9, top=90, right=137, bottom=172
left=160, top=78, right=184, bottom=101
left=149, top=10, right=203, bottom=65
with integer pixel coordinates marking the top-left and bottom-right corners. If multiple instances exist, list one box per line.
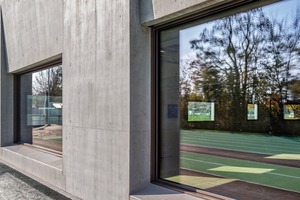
left=1, top=145, right=65, bottom=190
left=140, top=0, right=234, bottom=25
left=129, top=0, right=151, bottom=194
left=3, top=145, right=62, bottom=169
left=1, top=0, right=63, bottom=73
left=0, top=8, right=14, bottom=147
left=63, top=1, right=130, bottom=199
left=0, top=161, right=69, bottom=200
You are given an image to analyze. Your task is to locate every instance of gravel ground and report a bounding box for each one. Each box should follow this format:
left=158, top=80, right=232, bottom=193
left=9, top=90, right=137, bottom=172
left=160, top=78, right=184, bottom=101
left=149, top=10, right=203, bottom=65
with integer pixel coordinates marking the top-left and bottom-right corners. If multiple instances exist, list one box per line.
left=0, top=163, right=70, bottom=200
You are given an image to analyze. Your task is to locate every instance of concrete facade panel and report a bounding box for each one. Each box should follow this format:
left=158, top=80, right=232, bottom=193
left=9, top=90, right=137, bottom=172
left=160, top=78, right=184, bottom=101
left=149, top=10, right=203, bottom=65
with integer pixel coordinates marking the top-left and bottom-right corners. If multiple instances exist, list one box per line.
left=63, top=0, right=130, bottom=199
left=1, top=0, right=63, bottom=72
left=140, top=0, right=231, bottom=25
left=0, top=10, right=14, bottom=146
left=63, top=126, right=129, bottom=200
left=0, top=146, right=65, bottom=190
left=129, top=0, right=152, bottom=193
left=63, top=0, right=130, bottom=131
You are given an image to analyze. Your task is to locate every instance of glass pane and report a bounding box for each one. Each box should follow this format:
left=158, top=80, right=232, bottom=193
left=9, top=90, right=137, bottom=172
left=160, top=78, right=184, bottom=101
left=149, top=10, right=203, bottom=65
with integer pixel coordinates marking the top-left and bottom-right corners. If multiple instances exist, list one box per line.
left=19, top=65, right=63, bottom=151
left=247, top=103, right=258, bottom=120
left=159, top=1, right=300, bottom=199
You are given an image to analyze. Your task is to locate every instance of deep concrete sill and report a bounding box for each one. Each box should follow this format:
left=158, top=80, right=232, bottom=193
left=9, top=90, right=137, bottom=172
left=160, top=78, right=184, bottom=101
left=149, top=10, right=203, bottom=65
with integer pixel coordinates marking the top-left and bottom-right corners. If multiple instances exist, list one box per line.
left=131, top=184, right=205, bottom=200
left=0, top=145, right=65, bottom=190
left=2, top=145, right=62, bottom=169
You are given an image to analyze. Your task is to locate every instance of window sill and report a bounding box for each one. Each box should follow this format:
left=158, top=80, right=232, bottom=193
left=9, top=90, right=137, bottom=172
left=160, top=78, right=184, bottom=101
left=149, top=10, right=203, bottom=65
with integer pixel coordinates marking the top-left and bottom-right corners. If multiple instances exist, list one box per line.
left=2, top=144, right=62, bottom=169
left=131, top=183, right=211, bottom=200
left=0, top=144, right=65, bottom=189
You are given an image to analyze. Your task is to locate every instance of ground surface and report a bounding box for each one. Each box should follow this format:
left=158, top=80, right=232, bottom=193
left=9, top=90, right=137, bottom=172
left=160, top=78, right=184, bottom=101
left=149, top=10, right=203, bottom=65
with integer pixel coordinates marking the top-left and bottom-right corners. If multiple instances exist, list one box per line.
left=165, top=129, right=300, bottom=199
left=0, top=162, right=69, bottom=200
left=32, top=124, right=62, bottom=151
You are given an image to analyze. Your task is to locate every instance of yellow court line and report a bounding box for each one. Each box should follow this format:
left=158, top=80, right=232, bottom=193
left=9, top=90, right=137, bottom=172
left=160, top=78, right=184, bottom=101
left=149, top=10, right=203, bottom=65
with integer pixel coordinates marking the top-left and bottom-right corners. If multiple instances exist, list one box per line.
left=166, top=175, right=236, bottom=189
left=266, top=154, right=300, bottom=160
left=209, top=166, right=274, bottom=174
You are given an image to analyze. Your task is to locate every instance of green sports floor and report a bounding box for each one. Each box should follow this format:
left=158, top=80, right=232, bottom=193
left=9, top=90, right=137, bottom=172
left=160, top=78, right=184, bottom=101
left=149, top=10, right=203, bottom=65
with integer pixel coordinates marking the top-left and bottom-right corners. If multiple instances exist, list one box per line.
left=167, top=129, right=300, bottom=193
left=181, top=129, right=300, bottom=155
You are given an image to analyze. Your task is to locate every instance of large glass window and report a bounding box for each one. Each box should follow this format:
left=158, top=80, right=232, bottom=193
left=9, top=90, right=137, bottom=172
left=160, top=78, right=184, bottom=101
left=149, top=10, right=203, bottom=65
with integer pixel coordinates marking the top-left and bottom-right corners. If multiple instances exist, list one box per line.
left=158, top=1, right=300, bottom=199
left=19, top=64, right=62, bottom=152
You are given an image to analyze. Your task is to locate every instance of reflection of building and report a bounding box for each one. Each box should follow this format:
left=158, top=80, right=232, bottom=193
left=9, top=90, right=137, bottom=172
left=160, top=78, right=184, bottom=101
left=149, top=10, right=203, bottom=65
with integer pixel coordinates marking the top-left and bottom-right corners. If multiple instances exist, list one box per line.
left=27, top=95, right=62, bottom=126
left=0, top=1, right=299, bottom=200
left=284, top=104, right=300, bottom=120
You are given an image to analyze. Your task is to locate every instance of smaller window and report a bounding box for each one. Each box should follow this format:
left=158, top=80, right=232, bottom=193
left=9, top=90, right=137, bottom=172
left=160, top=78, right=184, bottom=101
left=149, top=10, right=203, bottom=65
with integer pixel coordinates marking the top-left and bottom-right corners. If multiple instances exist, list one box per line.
left=18, top=64, right=63, bottom=152
left=284, top=104, right=300, bottom=120
left=188, top=101, right=215, bottom=121
left=247, top=103, right=258, bottom=120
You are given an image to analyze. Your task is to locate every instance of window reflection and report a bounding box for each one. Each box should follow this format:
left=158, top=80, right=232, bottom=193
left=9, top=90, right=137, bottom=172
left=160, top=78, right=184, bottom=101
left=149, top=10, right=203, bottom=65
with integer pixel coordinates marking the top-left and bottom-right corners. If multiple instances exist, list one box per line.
left=247, top=103, right=258, bottom=120
left=188, top=102, right=215, bottom=121
left=159, top=0, right=300, bottom=199
left=19, top=65, right=62, bottom=151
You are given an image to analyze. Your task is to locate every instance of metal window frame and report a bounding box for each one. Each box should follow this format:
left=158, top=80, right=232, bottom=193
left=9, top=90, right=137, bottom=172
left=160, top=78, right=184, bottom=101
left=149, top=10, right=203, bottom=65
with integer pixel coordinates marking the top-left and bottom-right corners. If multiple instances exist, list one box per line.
left=14, top=59, right=62, bottom=144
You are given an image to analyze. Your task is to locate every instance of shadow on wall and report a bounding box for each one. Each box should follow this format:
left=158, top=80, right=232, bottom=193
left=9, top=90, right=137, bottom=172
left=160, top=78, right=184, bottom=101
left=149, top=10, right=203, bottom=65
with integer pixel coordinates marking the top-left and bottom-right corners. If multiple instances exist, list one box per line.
left=139, top=0, right=154, bottom=24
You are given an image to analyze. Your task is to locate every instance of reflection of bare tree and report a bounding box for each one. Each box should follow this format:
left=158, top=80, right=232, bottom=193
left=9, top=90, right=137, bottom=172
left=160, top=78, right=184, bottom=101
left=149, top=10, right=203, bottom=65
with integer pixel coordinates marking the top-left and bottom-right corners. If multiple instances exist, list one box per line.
left=33, top=66, right=62, bottom=96
left=181, top=8, right=300, bottom=134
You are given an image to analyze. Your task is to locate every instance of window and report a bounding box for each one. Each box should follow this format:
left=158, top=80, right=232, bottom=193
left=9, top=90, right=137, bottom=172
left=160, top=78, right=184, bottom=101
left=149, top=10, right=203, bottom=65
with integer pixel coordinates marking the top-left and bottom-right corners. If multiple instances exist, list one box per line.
left=156, top=1, right=300, bottom=199
left=18, top=64, right=63, bottom=152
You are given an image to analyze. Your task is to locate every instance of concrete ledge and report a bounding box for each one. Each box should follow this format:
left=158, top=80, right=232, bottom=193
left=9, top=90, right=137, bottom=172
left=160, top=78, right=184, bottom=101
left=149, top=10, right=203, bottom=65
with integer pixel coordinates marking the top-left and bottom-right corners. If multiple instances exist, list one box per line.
left=0, top=145, right=65, bottom=190
left=130, top=184, right=204, bottom=200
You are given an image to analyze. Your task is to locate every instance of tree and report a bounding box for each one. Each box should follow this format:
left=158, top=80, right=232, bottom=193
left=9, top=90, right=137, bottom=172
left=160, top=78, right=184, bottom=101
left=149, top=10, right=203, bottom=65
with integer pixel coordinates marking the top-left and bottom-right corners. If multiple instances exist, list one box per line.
left=186, top=9, right=271, bottom=129
left=181, top=7, right=300, bottom=133
left=32, top=66, right=63, bottom=125
left=33, top=66, right=62, bottom=96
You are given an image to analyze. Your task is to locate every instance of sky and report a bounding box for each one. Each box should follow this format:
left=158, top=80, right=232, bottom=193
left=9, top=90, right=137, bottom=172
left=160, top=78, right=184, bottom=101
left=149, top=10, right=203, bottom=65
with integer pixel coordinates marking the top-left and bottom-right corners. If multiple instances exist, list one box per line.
left=179, top=0, right=300, bottom=58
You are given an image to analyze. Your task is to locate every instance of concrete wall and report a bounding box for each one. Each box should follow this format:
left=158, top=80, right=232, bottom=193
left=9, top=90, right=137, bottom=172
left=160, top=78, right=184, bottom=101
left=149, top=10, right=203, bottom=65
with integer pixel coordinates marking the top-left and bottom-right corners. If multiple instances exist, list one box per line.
left=0, top=0, right=66, bottom=190
left=140, top=0, right=234, bottom=25
left=1, top=0, right=63, bottom=72
left=129, top=0, right=151, bottom=194
left=0, top=8, right=14, bottom=146
left=63, top=1, right=130, bottom=199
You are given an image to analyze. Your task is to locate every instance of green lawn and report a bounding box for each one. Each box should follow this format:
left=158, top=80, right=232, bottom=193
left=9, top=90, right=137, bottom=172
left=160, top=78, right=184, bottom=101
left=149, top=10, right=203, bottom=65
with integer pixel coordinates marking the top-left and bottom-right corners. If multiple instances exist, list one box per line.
left=188, top=114, right=212, bottom=121
left=44, top=137, right=62, bottom=142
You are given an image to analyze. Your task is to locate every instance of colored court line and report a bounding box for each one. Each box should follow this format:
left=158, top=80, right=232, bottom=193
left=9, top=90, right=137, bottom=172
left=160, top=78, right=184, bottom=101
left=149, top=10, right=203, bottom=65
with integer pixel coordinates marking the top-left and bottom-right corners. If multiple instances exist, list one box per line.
left=266, top=154, right=300, bottom=160
left=209, top=166, right=274, bottom=174
left=165, top=175, right=237, bottom=190
left=180, top=151, right=300, bottom=192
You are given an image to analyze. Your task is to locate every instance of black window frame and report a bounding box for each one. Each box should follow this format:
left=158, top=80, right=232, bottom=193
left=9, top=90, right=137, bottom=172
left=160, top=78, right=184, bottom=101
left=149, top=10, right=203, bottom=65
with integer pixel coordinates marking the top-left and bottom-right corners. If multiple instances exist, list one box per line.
left=150, top=0, right=286, bottom=198
left=14, top=59, right=62, bottom=145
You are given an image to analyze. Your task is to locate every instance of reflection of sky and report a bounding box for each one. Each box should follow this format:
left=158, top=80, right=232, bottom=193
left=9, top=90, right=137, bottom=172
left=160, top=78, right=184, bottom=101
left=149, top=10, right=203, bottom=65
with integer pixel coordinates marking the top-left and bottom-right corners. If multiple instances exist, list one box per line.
left=180, top=0, right=299, bottom=58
